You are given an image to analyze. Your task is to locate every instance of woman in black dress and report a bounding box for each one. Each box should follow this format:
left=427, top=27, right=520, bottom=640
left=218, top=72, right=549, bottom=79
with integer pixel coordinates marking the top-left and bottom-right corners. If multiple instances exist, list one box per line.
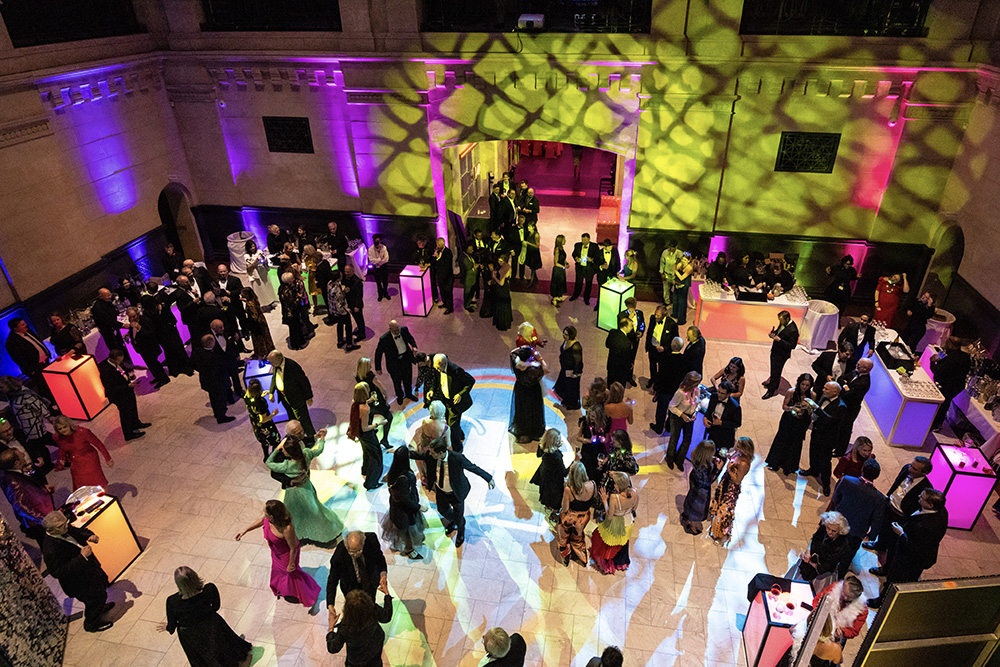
left=553, top=326, right=583, bottom=410
left=823, top=255, right=858, bottom=311
left=680, top=440, right=717, bottom=534
left=157, top=566, right=253, bottom=667
left=524, top=221, right=543, bottom=286
left=327, top=589, right=394, bottom=667
left=509, top=346, right=547, bottom=444
left=550, top=234, right=568, bottom=306
left=530, top=428, right=567, bottom=520
left=380, top=447, right=425, bottom=559
left=576, top=403, right=610, bottom=486
left=765, top=373, right=815, bottom=475
left=279, top=272, right=307, bottom=350
left=492, top=254, right=513, bottom=332
left=347, top=383, right=387, bottom=491
left=355, top=357, right=392, bottom=449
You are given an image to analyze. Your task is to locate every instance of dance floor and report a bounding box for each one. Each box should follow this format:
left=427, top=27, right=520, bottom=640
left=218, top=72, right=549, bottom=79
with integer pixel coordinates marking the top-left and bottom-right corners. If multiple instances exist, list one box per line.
left=14, top=285, right=1000, bottom=667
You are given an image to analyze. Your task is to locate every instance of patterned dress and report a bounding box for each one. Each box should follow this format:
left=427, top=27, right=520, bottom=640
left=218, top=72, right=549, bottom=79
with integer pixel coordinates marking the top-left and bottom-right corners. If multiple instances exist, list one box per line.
left=707, top=456, right=750, bottom=545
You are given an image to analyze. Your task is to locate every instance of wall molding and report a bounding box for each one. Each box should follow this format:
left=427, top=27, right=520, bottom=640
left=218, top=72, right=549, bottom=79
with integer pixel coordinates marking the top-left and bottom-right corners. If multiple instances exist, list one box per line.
left=37, top=63, right=165, bottom=113
left=0, top=116, right=53, bottom=149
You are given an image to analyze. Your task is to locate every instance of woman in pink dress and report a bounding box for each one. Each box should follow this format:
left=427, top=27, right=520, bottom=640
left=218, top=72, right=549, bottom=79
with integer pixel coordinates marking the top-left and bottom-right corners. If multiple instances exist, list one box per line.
left=52, top=416, right=113, bottom=489
left=235, top=500, right=320, bottom=609
left=603, top=382, right=633, bottom=434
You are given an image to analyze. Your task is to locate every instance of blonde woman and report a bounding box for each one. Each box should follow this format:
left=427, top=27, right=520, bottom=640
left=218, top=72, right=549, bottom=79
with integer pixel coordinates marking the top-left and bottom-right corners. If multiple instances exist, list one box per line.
left=347, top=382, right=387, bottom=490
left=557, top=461, right=595, bottom=566
left=708, top=436, right=754, bottom=545
left=620, top=248, right=638, bottom=282
left=604, top=381, right=633, bottom=434
left=410, top=401, right=449, bottom=488
left=797, top=511, right=851, bottom=588
left=530, top=428, right=567, bottom=520
left=591, top=471, right=640, bottom=574
left=52, top=415, right=113, bottom=489
left=355, top=357, right=391, bottom=449
left=550, top=234, right=568, bottom=306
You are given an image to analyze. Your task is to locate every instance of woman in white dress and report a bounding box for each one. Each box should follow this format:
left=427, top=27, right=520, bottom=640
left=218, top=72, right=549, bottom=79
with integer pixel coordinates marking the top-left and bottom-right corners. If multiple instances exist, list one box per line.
left=244, top=238, right=278, bottom=309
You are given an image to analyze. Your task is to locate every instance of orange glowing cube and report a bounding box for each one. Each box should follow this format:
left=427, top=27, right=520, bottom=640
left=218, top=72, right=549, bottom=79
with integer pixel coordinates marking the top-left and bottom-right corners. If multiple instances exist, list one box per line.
left=41, top=354, right=109, bottom=421
left=71, top=494, right=143, bottom=582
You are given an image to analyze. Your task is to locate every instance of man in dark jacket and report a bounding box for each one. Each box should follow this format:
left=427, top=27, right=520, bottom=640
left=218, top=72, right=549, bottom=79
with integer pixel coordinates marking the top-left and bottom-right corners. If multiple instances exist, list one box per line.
left=212, top=264, right=247, bottom=334
left=433, top=238, right=454, bottom=314
left=127, top=307, right=169, bottom=389
left=863, top=456, right=933, bottom=563
left=342, top=264, right=367, bottom=340
left=798, top=381, right=846, bottom=496
left=374, top=321, right=418, bottom=405
left=650, top=337, right=686, bottom=435
left=191, top=334, right=235, bottom=424
left=605, top=314, right=634, bottom=389
left=209, top=319, right=243, bottom=404
left=762, top=310, right=799, bottom=399
left=837, top=358, right=873, bottom=456
left=326, top=530, right=388, bottom=608
left=91, top=288, right=131, bottom=365
left=41, top=511, right=115, bottom=632
left=488, top=182, right=503, bottom=232
left=703, top=382, right=742, bottom=452
left=267, top=351, right=315, bottom=436
left=427, top=354, right=475, bottom=452
left=838, top=315, right=876, bottom=360
left=812, top=343, right=857, bottom=385
left=596, top=239, right=621, bottom=287
left=868, top=488, right=949, bottom=608
left=143, top=282, right=193, bottom=376
left=460, top=242, right=479, bottom=313
left=569, top=233, right=600, bottom=305
left=832, top=458, right=885, bottom=578
left=930, top=336, right=973, bottom=431
left=619, top=297, right=645, bottom=386
left=5, top=317, right=56, bottom=403
left=98, top=349, right=149, bottom=440
left=645, top=305, right=678, bottom=390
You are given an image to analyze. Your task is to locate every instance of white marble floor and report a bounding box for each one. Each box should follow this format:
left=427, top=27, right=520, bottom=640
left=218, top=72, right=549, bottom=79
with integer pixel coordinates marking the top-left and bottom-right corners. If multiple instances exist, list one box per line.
left=9, top=283, right=1000, bottom=667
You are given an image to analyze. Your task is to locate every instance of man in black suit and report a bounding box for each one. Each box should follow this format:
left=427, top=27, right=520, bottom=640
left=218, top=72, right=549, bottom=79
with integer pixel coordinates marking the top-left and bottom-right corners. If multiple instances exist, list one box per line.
left=267, top=350, right=315, bottom=436
left=375, top=320, right=418, bottom=405
left=838, top=314, right=876, bottom=360
left=569, top=233, right=600, bottom=305
left=837, top=358, right=872, bottom=456
left=811, top=342, right=857, bottom=386
left=191, top=334, right=235, bottom=424
left=92, top=288, right=131, bottom=365
left=126, top=307, right=169, bottom=390
left=0, top=417, right=52, bottom=484
left=173, top=275, right=202, bottom=339
left=497, top=187, right=517, bottom=231
left=596, top=238, right=621, bottom=288
left=266, top=224, right=290, bottom=259
left=798, top=381, right=846, bottom=496
left=930, top=336, right=973, bottom=431
left=209, top=319, right=243, bottom=404
left=324, top=221, right=349, bottom=273
left=488, top=183, right=503, bottom=232
left=605, top=314, right=634, bottom=389
left=832, top=458, right=885, bottom=578
left=427, top=354, right=475, bottom=451
left=98, top=349, right=149, bottom=440
left=195, top=291, right=225, bottom=343
left=5, top=317, right=55, bottom=403
left=650, top=337, right=686, bottom=435
left=762, top=310, right=799, bottom=399
left=143, top=282, right=193, bottom=377
left=703, top=381, right=742, bottom=453
left=414, top=235, right=438, bottom=303
left=41, top=511, right=115, bottom=632
left=645, top=305, right=678, bottom=390
left=489, top=230, right=509, bottom=265
left=521, top=187, right=540, bottom=226
left=619, top=297, right=645, bottom=386
left=182, top=259, right=212, bottom=295
left=433, top=238, right=454, bottom=314
left=508, top=215, right=528, bottom=280
left=212, top=264, right=247, bottom=334
left=326, top=531, right=388, bottom=609
left=868, top=488, right=948, bottom=608
left=470, top=230, right=489, bottom=301
left=683, top=325, right=706, bottom=377
left=342, top=264, right=368, bottom=339
left=411, top=438, right=495, bottom=547
left=460, top=242, right=479, bottom=313
left=863, top=456, right=934, bottom=565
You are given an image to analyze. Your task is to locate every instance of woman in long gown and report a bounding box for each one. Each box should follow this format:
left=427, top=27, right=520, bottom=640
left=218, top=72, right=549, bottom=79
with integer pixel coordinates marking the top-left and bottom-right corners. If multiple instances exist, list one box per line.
left=265, top=431, right=344, bottom=545
left=509, top=346, right=547, bottom=444
left=279, top=273, right=307, bottom=350
left=530, top=428, right=566, bottom=520
left=52, top=416, right=112, bottom=489
left=765, top=373, right=815, bottom=476
left=240, top=288, right=275, bottom=360
left=680, top=440, right=717, bottom=534
left=524, top=222, right=542, bottom=286
left=347, top=382, right=387, bottom=491
left=409, top=401, right=449, bottom=489
left=591, top=471, right=640, bottom=574
left=601, top=429, right=639, bottom=487
left=245, top=239, right=278, bottom=310
left=874, top=272, right=909, bottom=326
left=557, top=461, right=595, bottom=566
left=672, top=253, right=694, bottom=325
left=302, top=245, right=322, bottom=313
left=576, top=404, right=610, bottom=487
left=550, top=234, right=568, bottom=306
left=823, top=255, right=857, bottom=311
left=355, top=358, right=391, bottom=449
left=604, top=382, right=633, bottom=434
left=492, top=254, right=513, bottom=332
left=235, top=500, right=321, bottom=608
left=244, top=379, right=279, bottom=459
left=553, top=326, right=583, bottom=410
left=708, top=437, right=754, bottom=545
left=380, top=447, right=426, bottom=559
left=157, top=566, right=253, bottom=667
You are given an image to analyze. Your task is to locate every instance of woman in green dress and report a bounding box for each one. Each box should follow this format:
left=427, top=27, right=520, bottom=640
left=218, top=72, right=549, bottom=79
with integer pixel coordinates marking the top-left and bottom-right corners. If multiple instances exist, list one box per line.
left=265, top=431, right=344, bottom=545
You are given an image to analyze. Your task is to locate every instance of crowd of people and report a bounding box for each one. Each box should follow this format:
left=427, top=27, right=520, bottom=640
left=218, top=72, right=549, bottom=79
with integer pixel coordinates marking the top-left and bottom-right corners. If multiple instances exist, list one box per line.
left=0, top=218, right=967, bottom=666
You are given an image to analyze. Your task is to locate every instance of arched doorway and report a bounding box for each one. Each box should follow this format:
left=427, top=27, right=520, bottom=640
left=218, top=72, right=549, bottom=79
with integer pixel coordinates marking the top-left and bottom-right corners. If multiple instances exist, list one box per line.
left=924, top=223, right=964, bottom=301
left=157, top=183, right=203, bottom=261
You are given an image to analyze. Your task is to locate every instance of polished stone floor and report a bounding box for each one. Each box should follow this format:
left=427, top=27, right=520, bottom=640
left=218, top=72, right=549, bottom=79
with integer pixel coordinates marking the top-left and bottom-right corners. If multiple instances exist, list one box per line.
left=9, top=277, right=1000, bottom=667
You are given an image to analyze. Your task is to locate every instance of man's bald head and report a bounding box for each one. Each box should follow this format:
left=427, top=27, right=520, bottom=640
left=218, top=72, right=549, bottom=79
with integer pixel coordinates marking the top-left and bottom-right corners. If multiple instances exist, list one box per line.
left=345, top=531, right=365, bottom=553
left=285, top=420, right=303, bottom=439
left=98, top=288, right=112, bottom=301
left=388, top=320, right=400, bottom=334
left=183, top=259, right=195, bottom=269
left=856, top=359, right=873, bottom=373
left=210, top=319, right=225, bottom=335
left=200, top=334, right=216, bottom=350
left=822, top=381, right=842, bottom=398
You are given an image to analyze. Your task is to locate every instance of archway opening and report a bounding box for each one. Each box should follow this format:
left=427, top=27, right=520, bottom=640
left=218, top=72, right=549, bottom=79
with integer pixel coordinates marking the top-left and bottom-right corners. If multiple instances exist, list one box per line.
left=157, top=183, right=203, bottom=261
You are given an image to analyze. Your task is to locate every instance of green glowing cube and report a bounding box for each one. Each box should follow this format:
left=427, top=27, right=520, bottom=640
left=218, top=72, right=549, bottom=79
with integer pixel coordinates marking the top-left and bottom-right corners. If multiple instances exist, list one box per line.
left=598, top=279, right=634, bottom=331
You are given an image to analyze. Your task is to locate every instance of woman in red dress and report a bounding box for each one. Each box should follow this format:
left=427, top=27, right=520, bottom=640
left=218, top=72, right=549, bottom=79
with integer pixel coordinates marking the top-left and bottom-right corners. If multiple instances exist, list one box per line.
left=874, top=272, right=909, bottom=326
left=52, top=415, right=113, bottom=488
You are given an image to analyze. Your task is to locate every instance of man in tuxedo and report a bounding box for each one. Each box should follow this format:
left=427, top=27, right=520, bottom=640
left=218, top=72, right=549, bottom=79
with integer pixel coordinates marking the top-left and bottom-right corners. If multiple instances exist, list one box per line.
left=798, top=381, right=846, bottom=496
left=267, top=351, right=315, bottom=436
left=868, top=488, right=948, bottom=608
left=470, top=230, right=490, bottom=301
left=427, top=354, right=475, bottom=452
left=126, top=307, right=169, bottom=389
left=832, top=458, right=885, bottom=578
left=837, top=358, right=873, bottom=456
left=863, top=456, right=934, bottom=567
left=182, top=259, right=212, bottom=295
left=569, top=233, right=600, bottom=305
left=212, top=264, right=247, bottom=333
left=324, top=221, right=349, bottom=273
left=143, top=282, right=193, bottom=377
left=326, top=531, right=388, bottom=609
left=173, top=275, right=202, bottom=339
left=497, top=187, right=517, bottom=231
left=266, top=224, right=290, bottom=259
left=650, top=337, right=686, bottom=435
left=433, top=238, right=454, bottom=314
left=683, top=325, right=706, bottom=377
left=703, top=381, right=742, bottom=453
left=838, top=314, right=876, bottom=360
left=5, top=317, right=55, bottom=403
left=342, top=264, right=367, bottom=339
left=521, top=187, right=540, bottom=226
left=930, top=336, right=973, bottom=431
left=411, top=438, right=495, bottom=547
left=460, top=242, right=479, bottom=313
left=91, top=288, right=131, bottom=365
left=812, top=343, right=857, bottom=386
left=619, top=297, right=645, bottom=386
left=488, top=183, right=503, bottom=232
left=98, top=349, right=149, bottom=440
left=605, top=314, right=634, bottom=389
left=41, top=511, right=115, bottom=632
left=645, top=305, right=678, bottom=389
left=413, top=235, right=437, bottom=303
left=191, top=334, right=235, bottom=424
left=375, top=320, right=418, bottom=405
left=369, top=234, right=390, bottom=302
left=762, top=310, right=799, bottom=399
left=209, top=319, right=243, bottom=404
left=596, top=239, right=621, bottom=288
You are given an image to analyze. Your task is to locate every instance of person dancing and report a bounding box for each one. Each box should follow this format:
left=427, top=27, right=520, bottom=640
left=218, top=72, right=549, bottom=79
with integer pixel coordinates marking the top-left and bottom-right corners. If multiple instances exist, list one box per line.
left=347, top=383, right=387, bottom=491
left=380, top=447, right=426, bottom=560
left=557, top=461, right=596, bottom=566
left=707, top=437, right=754, bottom=545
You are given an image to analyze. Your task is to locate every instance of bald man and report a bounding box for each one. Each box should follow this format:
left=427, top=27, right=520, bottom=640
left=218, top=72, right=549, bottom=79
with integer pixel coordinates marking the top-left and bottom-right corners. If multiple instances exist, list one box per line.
left=191, top=334, right=234, bottom=423
left=91, top=288, right=132, bottom=366
left=427, top=354, right=475, bottom=452
left=799, top=381, right=846, bottom=496
left=326, top=531, right=387, bottom=610
left=837, top=358, right=873, bottom=457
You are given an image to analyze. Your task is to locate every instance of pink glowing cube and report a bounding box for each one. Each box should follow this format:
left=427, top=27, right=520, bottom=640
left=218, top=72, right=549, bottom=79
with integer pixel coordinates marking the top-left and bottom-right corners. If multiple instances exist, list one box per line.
left=400, top=264, right=432, bottom=317
left=743, top=580, right=815, bottom=667
left=927, top=443, right=996, bottom=530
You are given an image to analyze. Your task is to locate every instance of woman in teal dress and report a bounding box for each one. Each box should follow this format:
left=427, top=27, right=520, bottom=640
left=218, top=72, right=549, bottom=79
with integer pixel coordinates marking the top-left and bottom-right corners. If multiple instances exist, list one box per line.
left=266, top=432, right=344, bottom=545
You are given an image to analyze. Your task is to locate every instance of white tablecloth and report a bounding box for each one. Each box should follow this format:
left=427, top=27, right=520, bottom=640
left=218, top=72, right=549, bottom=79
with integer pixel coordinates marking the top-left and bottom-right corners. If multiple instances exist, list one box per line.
left=800, top=299, right=840, bottom=350
left=953, top=390, right=1000, bottom=459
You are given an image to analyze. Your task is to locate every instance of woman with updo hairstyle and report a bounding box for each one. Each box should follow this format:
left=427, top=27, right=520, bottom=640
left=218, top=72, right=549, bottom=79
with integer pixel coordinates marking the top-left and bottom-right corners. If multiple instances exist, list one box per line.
left=326, top=589, right=394, bottom=666
left=708, top=436, right=754, bottom=545
left=531, top=428, right=567, bottom=521
left=604, top=381, right=633, bottom=434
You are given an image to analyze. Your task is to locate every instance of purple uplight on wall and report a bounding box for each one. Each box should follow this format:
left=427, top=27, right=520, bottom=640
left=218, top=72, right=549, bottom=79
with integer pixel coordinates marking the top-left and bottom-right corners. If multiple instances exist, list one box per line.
left=240, top=208, right=268, bottom=250
left=68, top=99, right=137, bottom=214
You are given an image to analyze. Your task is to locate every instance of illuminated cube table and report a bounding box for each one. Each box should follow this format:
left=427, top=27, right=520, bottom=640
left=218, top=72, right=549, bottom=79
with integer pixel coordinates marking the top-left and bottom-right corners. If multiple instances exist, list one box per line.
left=866, top=353, right=943, bottom=447
left=743, top=578, right=815, bottom=667
left=243, top=360, right=289, bottom=423
left=400, top=264, right=433, bottom=317
left=70, top=494, right=142, bottom=582
left=41, top=354, right=108, bottom=421
left=694, top=284, right=807, bottom=342
left=927, top=443, right=996, bottom=530
left=598, top=278, right=634, bottom=331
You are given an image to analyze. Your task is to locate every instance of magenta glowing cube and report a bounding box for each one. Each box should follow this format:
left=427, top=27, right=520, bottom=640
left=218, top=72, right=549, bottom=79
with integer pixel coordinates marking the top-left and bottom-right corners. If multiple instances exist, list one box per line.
left=743, top=580, right=815, bottom=667
left=927, top=443, right=996, bottom=530
left=400, top=264, right=432, bottom=317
